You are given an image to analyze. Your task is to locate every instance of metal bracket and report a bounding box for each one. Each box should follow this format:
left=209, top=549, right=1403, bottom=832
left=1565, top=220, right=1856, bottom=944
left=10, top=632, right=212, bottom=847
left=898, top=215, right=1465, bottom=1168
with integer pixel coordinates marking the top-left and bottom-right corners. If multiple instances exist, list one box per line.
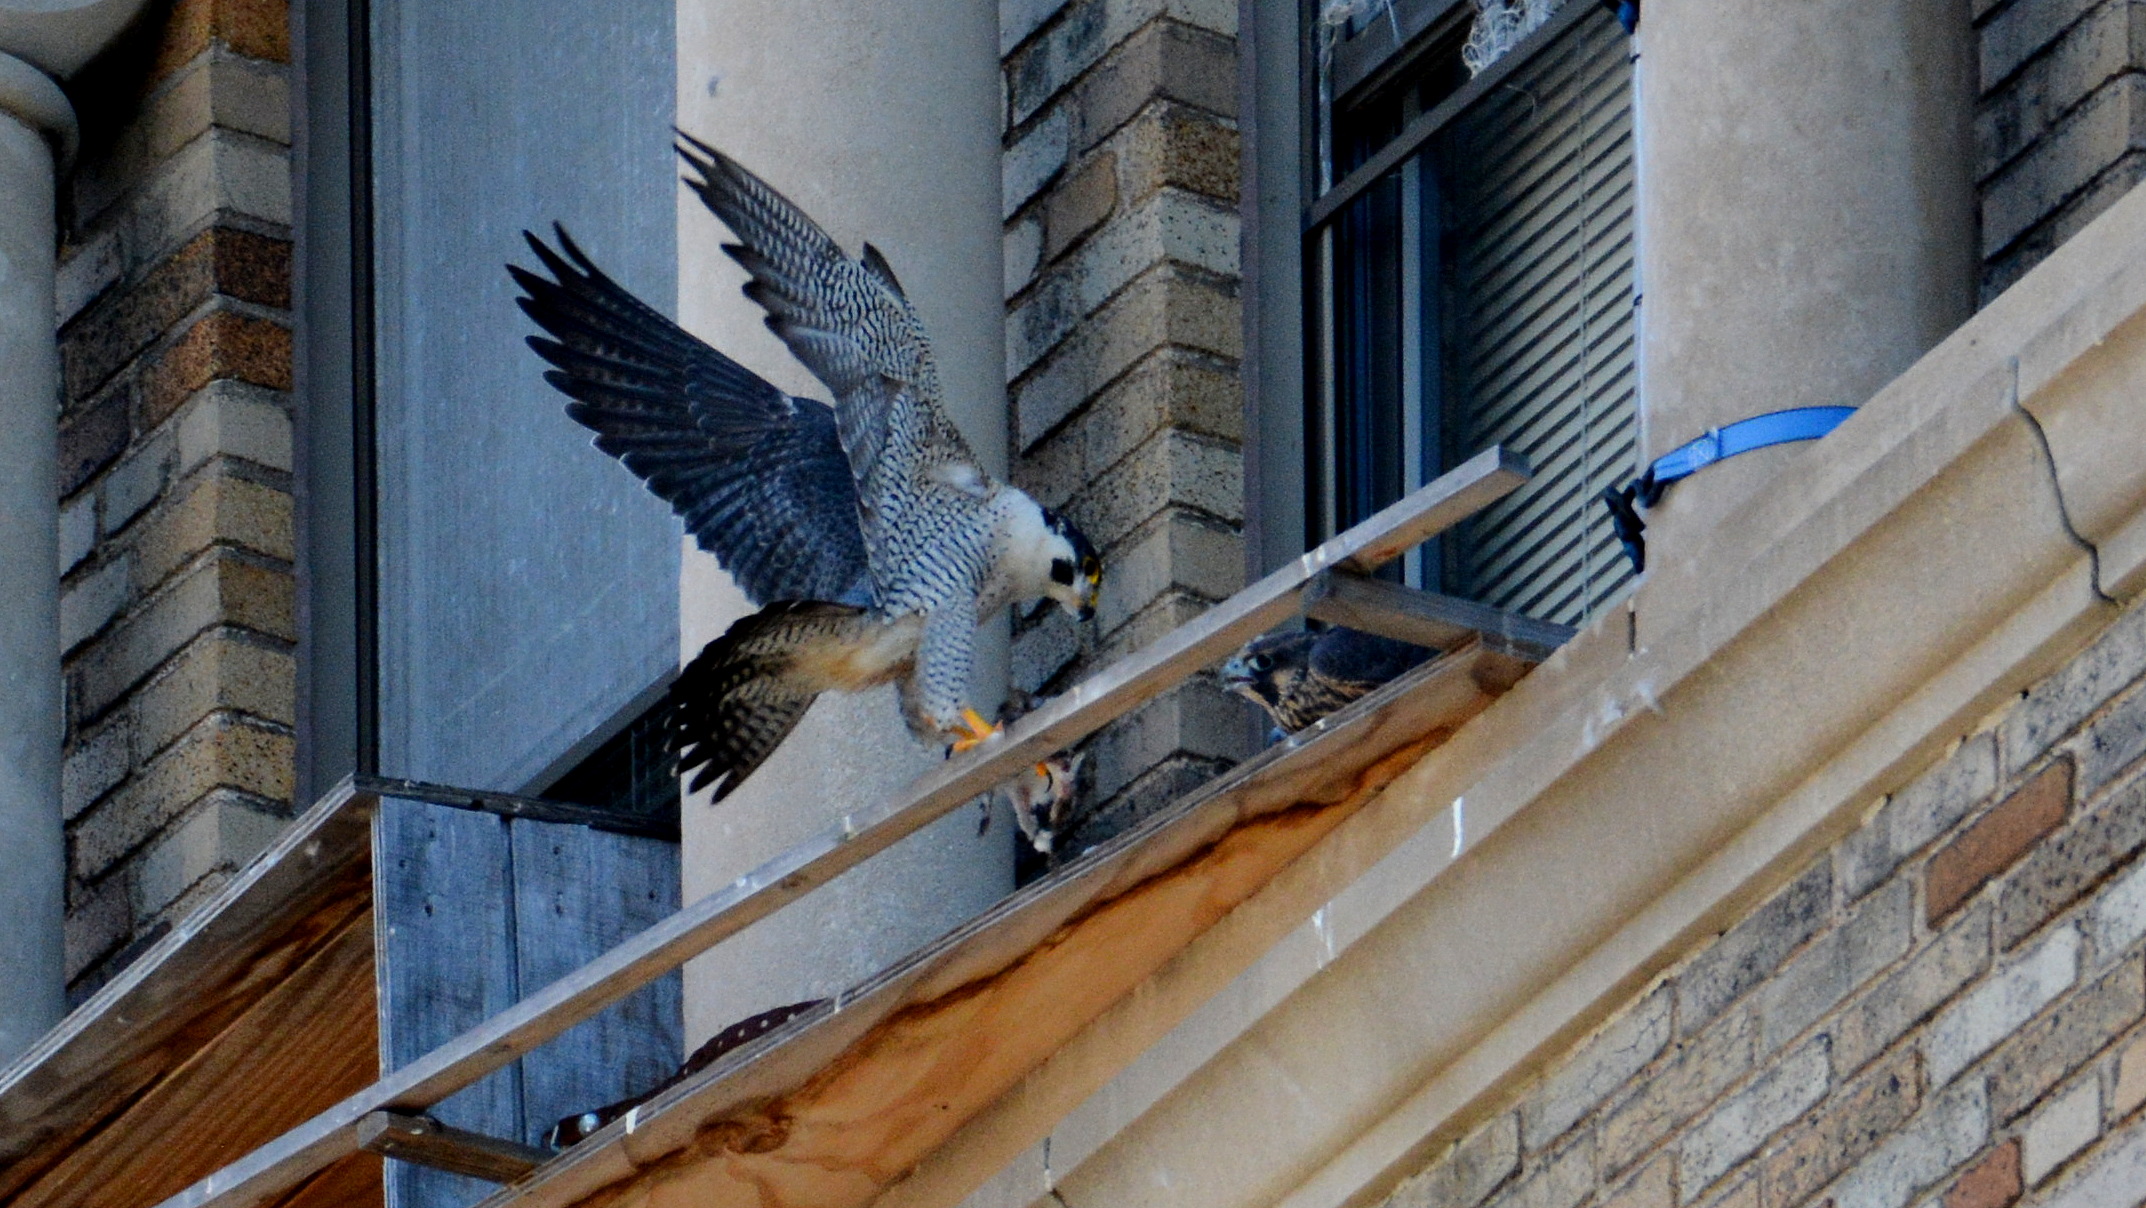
left=354, top=773, right=679, bottom=841
left=356, top=1111, right=548, bottom=1183
left=1303, top=572, right=1577, bottom=662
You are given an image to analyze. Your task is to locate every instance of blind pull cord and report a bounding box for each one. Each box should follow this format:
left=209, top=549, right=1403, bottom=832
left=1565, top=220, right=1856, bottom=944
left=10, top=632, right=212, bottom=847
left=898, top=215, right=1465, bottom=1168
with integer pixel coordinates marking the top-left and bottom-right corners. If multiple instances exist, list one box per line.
left=1600, top=405, right=1855, bottom=574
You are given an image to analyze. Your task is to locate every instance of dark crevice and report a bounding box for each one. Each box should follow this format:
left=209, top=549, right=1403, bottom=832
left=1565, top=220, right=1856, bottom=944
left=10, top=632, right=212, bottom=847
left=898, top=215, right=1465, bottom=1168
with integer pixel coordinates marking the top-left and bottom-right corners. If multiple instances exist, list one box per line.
left=2011, top=356, right=2116, bottom=606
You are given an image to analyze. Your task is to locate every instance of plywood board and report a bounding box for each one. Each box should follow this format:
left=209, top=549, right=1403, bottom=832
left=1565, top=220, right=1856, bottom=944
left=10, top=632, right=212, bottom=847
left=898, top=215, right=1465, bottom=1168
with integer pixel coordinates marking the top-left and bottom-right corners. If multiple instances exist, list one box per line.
left=377, top=799, right=523, bottom=1208
left=510, top=825, right=681, bottom=1148
left=0, top=785, right=374, bottom=1202
left=269, top=1155, right=383, bottom=1208
left=5, top=908, right=376, bottom=1208
left=373, top=802, right=683, bottom=1208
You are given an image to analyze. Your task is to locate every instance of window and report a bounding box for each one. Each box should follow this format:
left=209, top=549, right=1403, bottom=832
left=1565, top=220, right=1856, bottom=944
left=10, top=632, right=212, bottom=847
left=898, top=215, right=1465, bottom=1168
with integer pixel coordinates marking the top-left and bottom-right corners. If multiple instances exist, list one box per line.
left=366, top=0, right=680, bottom=794
left=293, top=3, right=689, bottom=1204
left=1305, top=0, right=1638, bottom=626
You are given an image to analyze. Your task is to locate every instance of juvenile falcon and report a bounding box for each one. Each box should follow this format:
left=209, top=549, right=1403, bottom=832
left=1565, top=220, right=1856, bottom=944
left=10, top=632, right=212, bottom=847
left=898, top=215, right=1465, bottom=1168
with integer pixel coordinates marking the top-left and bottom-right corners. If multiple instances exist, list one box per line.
left=1220, top=627, right=1437, bottom=738
left=511, top=134, right=1100, bottom=801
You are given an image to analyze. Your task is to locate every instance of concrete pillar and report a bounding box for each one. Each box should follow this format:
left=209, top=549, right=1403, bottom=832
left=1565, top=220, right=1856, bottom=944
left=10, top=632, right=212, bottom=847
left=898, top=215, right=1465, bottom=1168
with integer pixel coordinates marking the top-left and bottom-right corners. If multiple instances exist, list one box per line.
left=0, top=50, right=72, bottom=1062
left=674, top=0, right=1009, bottom=1046
left=1634, top=0, right=1975, bottom=571
left=0, top=0, right=150, bottom=1061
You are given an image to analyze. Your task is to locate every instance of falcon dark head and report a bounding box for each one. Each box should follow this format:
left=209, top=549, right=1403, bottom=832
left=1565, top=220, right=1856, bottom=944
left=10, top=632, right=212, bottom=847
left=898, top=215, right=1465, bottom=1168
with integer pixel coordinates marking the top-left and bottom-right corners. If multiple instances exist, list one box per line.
left=1220, top=630, right=1322, bottom=733
left=1039, top=506, right=1101, bottom=622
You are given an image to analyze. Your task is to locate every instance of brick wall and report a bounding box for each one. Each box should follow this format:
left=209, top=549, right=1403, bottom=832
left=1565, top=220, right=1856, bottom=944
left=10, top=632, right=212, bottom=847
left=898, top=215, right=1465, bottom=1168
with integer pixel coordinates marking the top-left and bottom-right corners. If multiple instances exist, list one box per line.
left=1000, top=0, right=1255, bottom=858
left=1977, top=0, right=2146, bottom=300
left=1378, top=597, right=2146, bottom=1208
left=53, top=0, right=297, bottom=1001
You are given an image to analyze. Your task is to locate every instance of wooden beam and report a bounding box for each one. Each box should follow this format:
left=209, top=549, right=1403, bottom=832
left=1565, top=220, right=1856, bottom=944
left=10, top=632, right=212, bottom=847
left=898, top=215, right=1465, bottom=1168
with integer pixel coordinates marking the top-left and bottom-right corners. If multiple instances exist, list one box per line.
left=356, top=1113, right=548, bottom=1184
left=0, top=782, right=374, bottom=1199
left=1304, top=572, right=1578, bottom=660
left=264, top=1154, right=380, bottom=1208
left=145, top=448, right=1527, bottom=1208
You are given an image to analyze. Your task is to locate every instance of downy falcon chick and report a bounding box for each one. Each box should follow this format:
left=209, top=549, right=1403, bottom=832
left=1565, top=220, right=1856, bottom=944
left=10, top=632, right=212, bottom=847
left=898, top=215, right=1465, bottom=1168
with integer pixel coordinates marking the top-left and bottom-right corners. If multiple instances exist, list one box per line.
left=1220, top=627, right=1437, bottom=737
left=511, top=134, right=1101, bottom=801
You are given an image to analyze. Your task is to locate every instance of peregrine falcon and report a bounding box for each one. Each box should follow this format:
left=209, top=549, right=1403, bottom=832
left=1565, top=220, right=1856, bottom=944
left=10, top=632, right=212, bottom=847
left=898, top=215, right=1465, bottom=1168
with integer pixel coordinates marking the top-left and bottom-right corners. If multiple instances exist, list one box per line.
left=1220, top=627, right=1438, bottom=737
left=511, top=134, right=1101, bottom=801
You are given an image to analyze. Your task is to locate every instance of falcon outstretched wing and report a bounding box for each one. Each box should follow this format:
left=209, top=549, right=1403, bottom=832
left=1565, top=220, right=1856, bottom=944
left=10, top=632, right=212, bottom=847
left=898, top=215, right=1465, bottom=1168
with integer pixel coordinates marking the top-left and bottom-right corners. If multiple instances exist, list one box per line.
left=511, top=226, right=874, bottom=609
left=674, top=133, right=984, bottom=587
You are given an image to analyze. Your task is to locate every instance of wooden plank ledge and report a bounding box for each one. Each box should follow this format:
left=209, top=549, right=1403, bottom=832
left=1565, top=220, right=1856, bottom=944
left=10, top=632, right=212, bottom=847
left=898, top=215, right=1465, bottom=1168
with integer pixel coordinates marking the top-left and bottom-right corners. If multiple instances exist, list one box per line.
left=0, top=783, right=376, bottom=1204
left=144, top=447, right=1528, bottom=1208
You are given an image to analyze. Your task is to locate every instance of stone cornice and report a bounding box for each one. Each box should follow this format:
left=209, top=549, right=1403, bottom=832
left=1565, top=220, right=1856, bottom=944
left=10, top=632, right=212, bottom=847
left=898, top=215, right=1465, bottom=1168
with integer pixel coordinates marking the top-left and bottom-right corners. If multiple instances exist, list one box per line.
left=0, top=51, right=72, bottom=169
left=0, top=0, right=153, bottom=78
left=884, top=178, right=2146, bottom=1208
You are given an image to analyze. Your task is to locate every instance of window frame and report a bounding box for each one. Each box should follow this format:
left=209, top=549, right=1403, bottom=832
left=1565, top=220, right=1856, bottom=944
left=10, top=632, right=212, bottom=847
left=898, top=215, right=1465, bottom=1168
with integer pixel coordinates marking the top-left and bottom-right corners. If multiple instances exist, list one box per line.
left=1289, top=0, right=1639, bottom=619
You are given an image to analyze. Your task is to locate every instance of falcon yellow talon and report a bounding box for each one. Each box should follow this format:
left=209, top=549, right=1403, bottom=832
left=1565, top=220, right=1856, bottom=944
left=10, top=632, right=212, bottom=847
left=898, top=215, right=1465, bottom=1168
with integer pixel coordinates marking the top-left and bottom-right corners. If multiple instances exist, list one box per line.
left=949, top=707, right=1003, bottom=753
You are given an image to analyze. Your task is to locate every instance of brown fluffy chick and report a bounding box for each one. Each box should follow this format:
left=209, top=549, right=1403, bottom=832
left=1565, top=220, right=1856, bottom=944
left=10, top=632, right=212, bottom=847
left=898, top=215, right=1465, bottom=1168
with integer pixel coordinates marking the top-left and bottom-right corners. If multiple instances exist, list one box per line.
left=1219, top=627, right=1437, bottom=736
left=978, top=691, right=1084, bottom=860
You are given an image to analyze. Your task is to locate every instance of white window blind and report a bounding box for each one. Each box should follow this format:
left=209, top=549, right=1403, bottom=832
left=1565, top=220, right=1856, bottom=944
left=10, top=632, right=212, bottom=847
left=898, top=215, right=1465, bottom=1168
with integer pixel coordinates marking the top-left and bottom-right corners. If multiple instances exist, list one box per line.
left=1436, top=10, right=1637, bottom=624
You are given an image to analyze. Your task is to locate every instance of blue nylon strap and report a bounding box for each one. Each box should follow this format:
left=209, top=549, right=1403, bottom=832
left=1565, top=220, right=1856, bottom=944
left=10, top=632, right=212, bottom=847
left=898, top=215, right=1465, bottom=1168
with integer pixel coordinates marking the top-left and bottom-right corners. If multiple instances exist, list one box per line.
left=1601, top=405, right=1855, bottom=574
left=1646, top=406, right=1856, bottom=490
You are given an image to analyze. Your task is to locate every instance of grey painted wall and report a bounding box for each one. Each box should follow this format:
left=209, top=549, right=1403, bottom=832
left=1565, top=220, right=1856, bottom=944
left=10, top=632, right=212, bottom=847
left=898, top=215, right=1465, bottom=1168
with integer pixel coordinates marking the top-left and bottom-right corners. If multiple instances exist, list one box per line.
left=370, top=0, right=678, bottom=790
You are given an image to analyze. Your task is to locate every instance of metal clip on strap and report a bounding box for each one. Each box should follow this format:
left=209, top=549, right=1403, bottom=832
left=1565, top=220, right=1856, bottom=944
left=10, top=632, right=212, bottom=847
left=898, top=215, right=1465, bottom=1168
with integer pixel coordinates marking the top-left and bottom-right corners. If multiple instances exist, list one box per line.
left=1600, top=406, right=1855, bottom=575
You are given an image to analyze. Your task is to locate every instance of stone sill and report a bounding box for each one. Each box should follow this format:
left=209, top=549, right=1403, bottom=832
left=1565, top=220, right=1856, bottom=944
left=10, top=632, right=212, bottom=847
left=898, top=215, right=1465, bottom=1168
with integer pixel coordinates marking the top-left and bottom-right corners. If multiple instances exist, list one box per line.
left=900, top=184, right=2146, bottom=1208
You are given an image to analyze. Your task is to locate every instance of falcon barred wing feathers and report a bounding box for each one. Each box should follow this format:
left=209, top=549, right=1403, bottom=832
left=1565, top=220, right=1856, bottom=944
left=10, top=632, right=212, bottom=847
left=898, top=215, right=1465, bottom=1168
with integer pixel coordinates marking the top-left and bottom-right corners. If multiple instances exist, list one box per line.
left=675, top=132, right=987, bottom=597
left=514, top=138, right=1104, bottom=806
left=512, top=227, right=875, bottom=608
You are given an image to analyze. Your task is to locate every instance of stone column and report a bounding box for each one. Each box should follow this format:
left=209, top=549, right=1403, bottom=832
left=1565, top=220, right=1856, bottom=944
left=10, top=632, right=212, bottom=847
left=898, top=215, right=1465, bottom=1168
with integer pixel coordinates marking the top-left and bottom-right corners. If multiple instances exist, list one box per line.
left=0, top=0, right=151, bottom=1061
left=674, top=0, right=1008, bottom=1045
left=1634, top=0, right=1975, bottom=573
left=0, top=50, right=72, bottom=1062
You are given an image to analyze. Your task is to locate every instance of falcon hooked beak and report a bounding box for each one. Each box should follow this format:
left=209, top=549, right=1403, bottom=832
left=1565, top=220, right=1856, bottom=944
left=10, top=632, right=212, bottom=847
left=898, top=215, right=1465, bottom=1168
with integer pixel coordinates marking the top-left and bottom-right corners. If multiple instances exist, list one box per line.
left=1040, top=506, right=1101, bottom=622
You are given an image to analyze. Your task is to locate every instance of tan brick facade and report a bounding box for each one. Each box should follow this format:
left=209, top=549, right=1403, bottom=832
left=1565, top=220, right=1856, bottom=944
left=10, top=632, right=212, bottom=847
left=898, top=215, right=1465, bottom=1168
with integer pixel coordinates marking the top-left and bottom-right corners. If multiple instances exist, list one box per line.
left=1001, top=0, right=1252, bottom=858
left=1378, top=596, right=2146, bottom=1208
left=53, top=0, right=296, bottom=1001
left=1978, top=0, right=2146, bottom=299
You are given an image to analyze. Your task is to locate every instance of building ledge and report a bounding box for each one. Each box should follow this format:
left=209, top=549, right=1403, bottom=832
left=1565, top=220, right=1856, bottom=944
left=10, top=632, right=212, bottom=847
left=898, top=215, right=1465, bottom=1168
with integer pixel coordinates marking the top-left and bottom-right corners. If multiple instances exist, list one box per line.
left=898, top=180, right=2146, bottom=1208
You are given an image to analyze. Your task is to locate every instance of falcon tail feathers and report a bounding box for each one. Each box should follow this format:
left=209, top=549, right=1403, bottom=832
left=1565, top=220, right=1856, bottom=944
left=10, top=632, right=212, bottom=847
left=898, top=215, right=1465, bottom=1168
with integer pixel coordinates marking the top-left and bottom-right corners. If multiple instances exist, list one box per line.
left=669, top=600, right=906, bottom=802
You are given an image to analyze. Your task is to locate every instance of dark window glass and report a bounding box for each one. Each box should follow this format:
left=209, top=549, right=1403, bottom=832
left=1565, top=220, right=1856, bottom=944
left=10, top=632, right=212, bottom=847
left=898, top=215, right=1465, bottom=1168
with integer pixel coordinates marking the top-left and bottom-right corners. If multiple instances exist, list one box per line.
left=370, top=0, right=679, bottom=791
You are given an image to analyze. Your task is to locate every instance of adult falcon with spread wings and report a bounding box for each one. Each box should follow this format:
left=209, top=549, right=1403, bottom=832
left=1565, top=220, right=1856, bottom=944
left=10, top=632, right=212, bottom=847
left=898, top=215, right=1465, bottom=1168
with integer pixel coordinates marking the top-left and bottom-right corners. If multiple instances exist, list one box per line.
left=510, top=133, right=1101, bottom=802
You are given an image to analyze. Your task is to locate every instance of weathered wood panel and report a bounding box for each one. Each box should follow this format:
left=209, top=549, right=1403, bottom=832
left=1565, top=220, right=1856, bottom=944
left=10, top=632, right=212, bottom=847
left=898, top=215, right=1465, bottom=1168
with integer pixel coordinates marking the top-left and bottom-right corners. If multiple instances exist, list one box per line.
left=3, top=910, right=376, bottom=1208
left=0, top=785, right=374, bottom=1203
left=509, top=824, right=681, bottom=1148
left=373, top=805, right=682, bottom=1202
left=268, top=1155, right=382, bottom=1208
left=488, top=646, right=1530, bottom=1208
left=376, top=799, right=523, bottom=1208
